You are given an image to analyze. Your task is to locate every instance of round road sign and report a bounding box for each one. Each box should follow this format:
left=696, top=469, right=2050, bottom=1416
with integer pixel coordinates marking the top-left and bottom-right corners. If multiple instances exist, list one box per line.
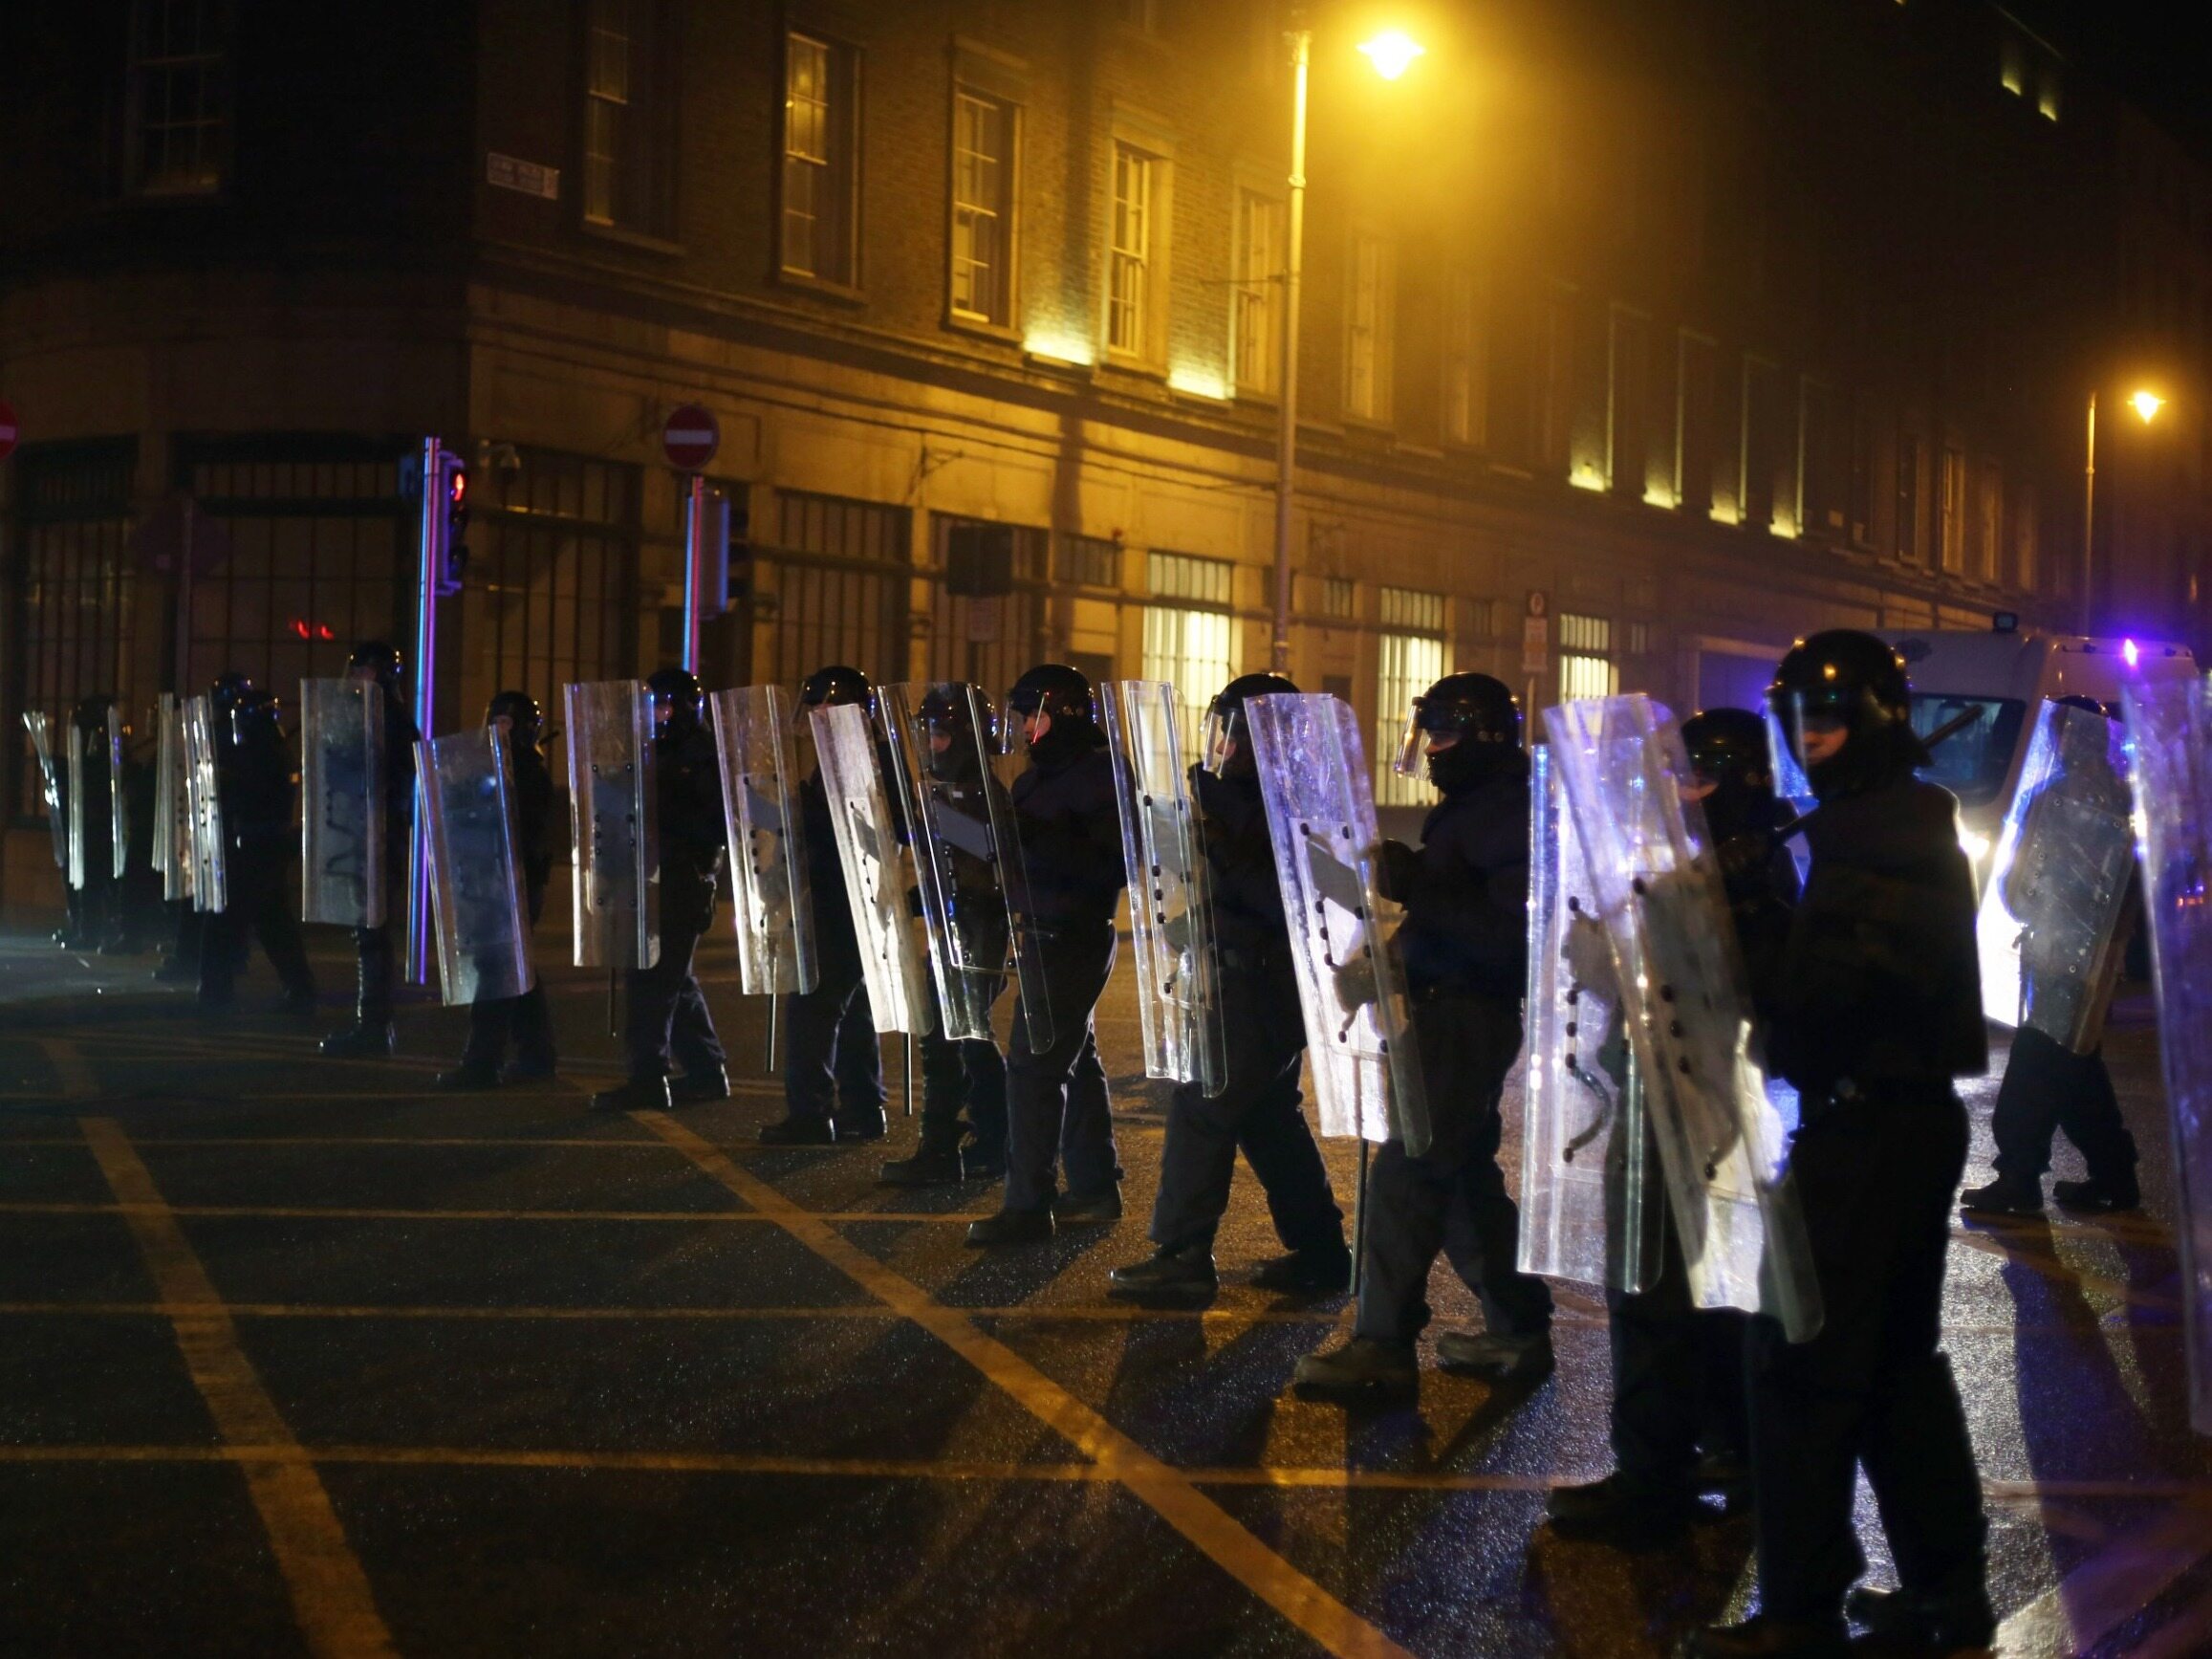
left=0, top=398, right=17, bottom=463
left=661, top=404, right=720, bottom=471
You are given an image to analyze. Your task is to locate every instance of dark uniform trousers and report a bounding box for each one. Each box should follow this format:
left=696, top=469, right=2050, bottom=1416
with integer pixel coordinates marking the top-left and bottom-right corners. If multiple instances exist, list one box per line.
left=1748, top=1086, right=1986, bottom=1622
left=782, top=948, right=887, bottom=1124
left=200, top=847, right=314, bottom=1004
left=626, top=905, right=726, bottom=1084
left=1355, top=991, right=1554, bottom=1346
left=1607, top=1198, right=1749, bottom=1495
left=1989, top=1025, right=2137, bottom=1189
left=353, top=847, right=409, bottom=1027
left=1147, top=965, right=1341, bottom=1257
left=1004, top=919, right=1119, bottom=1212
left=461, top=898, right=553, bottom=1073
left=920, top=988, right=1007, bottom=1154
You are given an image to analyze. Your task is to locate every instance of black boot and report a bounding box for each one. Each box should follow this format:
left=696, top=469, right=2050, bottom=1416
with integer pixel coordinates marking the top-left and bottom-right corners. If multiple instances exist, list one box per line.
left=1681, top=1616, right=1848, bottom=1658
left=434, top=1060, right=502, bottom=1092
left=759, top=1114, right=836, bottom=1146
left=1960, top=1176, right=2041, bottom=1217
left=879, top=1138, right=967, bottom=1186
left=1107, top=1244, right=1219, bottom=1302
left=1249, top=1244, right=1354, bottom=1296
left=960, top=1139, right=1007, bottom=1180
left=2053, top=1173, right=2140, bottom=1213
left=319, top=1020, right=395, bottom=1059
left=1543, top=1472, right=1698, bottom=1550
left=591, top=1077, right=672, bottom=1114
left=965, top=1207, right=1053, bottom=1247
left=1845, top=1583, right=1996, bottom=1652
left=669, top=1065, right=730, bottom=1105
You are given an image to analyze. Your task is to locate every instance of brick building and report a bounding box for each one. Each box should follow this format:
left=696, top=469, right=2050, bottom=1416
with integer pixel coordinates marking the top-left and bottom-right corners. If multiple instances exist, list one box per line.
left=3, top=0, right=2208, bottom=903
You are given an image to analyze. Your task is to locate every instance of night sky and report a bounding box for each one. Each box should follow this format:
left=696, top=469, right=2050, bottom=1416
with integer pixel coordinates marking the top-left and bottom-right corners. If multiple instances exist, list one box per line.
left=2020, top=0, right=2212, bottom=163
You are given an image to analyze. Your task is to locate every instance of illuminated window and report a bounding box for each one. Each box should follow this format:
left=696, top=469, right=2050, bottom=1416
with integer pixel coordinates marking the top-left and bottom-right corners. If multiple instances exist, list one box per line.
left=1442, top=270, right=1486, bottom=447
left=1144, top=553, right=1238, bottom=743
left=1054, top=534, right=1121, bottom=589
left=1316, top=577, right=1355, bottom=621
left=1233, top=190, right=1281, bottom=395
left=128, top=0, right=229, bottom=196
left=783, top=33, right=857, bottom=283
left=1939, top=447, right=1967, bottom=575
left=1345, top=233, right=1394, bottom=422
left=2036, top=68, right=2061, bottom=122
left=1558, top=613, right=1616, bottom=702
left=1109, top=144, right=1158, bottom=358
left=1376, top=612, right=1445, bottom=808
left=584, top=0, right=672, bottom=233
left=950, top=90, right=1015, bottom=324
left=2000, top=36, right=2027, bottom=97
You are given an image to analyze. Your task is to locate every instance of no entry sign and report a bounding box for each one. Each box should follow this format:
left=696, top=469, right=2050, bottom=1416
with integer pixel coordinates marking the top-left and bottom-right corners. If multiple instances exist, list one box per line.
left=0, top=398, right=17, bottom=463
left=661, top=403, right=720, bottom=471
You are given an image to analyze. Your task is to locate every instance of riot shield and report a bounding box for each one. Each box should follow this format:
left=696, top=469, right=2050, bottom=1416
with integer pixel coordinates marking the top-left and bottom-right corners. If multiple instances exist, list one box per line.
left=152, top=695, right=194, bottom=903
left=878, top=682, right=1052, bottom=1049
left=419, top=726, right=534, bottom=1006
left=22, top=712, right=68, bottom=873
left=64, top=718, right=89, bottom=890
left=708, top=685, right=818, bottom=996
left=811, top=700, right=933, bottom=1037
left=1519, top=743, right=1658, bottom=1292
left=2121, top=677, right=2212, bottom=1433
left=1244, top=692, right=1428, bottom=1152
left=1976, top=699, right=2137, bottom=1054
left=182, top=694, right=228, bottom=914
left=565, top=681, right=659, bottom=971
left=107, top=706, right=129, bottom=881
left=298, top=677, right=387, bottom=928
left=1100, top=680, right=1225, bottom=1094
left=1545, top=693, right=1820, bottom=1342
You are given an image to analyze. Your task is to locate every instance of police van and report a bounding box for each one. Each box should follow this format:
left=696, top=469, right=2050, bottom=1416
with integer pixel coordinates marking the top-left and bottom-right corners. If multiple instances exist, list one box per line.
left=1881, top=619, right=2196, bottom=881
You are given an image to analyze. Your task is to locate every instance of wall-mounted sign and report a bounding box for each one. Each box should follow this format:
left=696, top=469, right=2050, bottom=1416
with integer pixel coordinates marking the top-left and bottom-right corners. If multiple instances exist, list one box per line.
left=487, top=153, right=560, bottom=201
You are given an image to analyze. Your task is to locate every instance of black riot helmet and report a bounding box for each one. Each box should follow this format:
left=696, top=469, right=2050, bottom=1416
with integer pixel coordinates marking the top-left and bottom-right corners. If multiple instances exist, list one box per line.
left=917, top=682, right=995, bottom=777
left=231, top=687, right=284, bottom=744
left=210, top=670, right=256, bottom=714
left=349, top=640, right=404, bottom=691
left=1003, top=664, right=1096, bottom=758
left=72, top=693, right=117, bottom=732
left=646, top=666, right=705, bottom=737
left=1396, top=672, right=1522, bottom=795
left=799, top=664, right=875, bottom=711
left=1681, top=708, right=1773, bottom=795
left=1201, top=672, right=1297, bottom=776
left=486, top=689, right=544, bottom=748
left=1766, top=629, right=1919, bottom=785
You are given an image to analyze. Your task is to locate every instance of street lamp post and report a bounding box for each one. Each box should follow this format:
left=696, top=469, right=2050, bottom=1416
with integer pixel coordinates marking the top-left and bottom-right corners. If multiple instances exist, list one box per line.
left=2081, top=386, right=2163, bottom=633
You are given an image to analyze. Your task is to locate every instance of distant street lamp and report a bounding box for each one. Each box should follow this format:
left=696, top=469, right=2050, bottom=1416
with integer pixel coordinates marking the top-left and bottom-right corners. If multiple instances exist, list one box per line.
left=1269, top=25, right=1424, bottom=671
left=2082, top=385, right=2165, bottom=632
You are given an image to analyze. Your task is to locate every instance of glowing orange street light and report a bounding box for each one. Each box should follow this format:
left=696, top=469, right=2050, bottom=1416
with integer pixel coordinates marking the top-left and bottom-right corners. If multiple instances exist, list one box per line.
left=2131, top=389, right=2165, bottom=424
left=1357, top=30, right=1427, bottom=80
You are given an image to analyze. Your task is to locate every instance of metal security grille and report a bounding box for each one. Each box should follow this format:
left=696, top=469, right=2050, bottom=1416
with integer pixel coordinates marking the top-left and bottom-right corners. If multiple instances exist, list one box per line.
left=463, top=449, right=639, bottom=739
left=1376, top=586, right=1445, bottom=808
left=928, top=516, right=1049, bottom=699
left=10, top=441, right=139, bottom=820
left=762, top=490, right=909, bottom=690
left=176, top=438, right=410, bottom=704
left=1143, top=551, right=1238, bottom=744
left=1559, top=611, right=1617, bottom=701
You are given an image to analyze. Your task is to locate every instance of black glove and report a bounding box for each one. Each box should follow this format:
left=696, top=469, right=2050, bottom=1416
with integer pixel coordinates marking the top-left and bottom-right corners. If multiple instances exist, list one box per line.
left=1374, top=839, right=1418, bottom=904
left=1716, top=831, right=1772, bottom=883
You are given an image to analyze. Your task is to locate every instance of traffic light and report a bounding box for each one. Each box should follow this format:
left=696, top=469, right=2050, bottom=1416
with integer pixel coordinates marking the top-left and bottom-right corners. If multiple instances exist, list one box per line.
left=437, top=450, right=469, bottom=597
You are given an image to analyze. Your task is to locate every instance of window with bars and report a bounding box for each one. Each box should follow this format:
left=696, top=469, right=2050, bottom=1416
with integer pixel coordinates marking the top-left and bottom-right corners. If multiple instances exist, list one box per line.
left=951, top=90, right=1015, bottom=325
left=1940, top=447, right=1967, bottom=574
left=761, top=491, right=909, bottom=691
left=127, top=0, right=229, bottom=196
left=1345, top=233, right=1393, bottom=422
left=1109, top=144, right=1160, bottom=359
left=1376, top=587, right=1445, bottom=807
left=783, top=33, right=857, bottom=283
left=583, top=0, right=671, bottom=233
left=929, top=516, right=1049, bottom=695
left=1054, top=534, right=1122, bottom=589
left=461, top=451, right=640, bottom=755
left=10, top=443, right=139, bottom=820
left=1315, top=577, right=1355, bottom=621
left=1144, top=552, right=1237, bottom=740
left=1558, top=612, right=1617, bottom=702
left=1442, top=269, right=1486, bottom=447
left=1898, top=432, right=1924, bottom=563
left=1234, top=190, right=1281, bottom=395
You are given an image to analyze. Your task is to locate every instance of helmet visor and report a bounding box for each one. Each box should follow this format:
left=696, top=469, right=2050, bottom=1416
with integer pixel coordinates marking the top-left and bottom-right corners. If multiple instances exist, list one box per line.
left=1199, top=704, right=1238, bottom=775
left=1393, top=699, right=1429, bottom=778
left=1763, top=694, right=1820, bottom=797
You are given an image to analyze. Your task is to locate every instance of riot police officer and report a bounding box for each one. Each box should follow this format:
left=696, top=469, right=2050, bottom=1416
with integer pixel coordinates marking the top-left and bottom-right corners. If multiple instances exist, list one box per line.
left=320, top=641, right=419, bottom=1058
left=160, top=671, right=256, bottom=985
left=437, top=691, right=557, bottom=1089
left=200, top=687, right=318, bottom=1014
left=1690, top=631, right=1991, bottom=1659
left=1108, top=673, right=1350, bottom=1300
left=880, top=682, right=1009, bottom=1184
left=965, top=664, right=1125, bottom=1245
left=761, top=665, right=890, bottom=1144
left=1294, top=672, right=1553, bottom=1397
left=1963, top=695, right=2140, bottom=1217
left=1546, top=707, right=1794, bottom=1550
left=593, top=668, right=730, bottom=1112
left=64, top=694, right=122, bottom=950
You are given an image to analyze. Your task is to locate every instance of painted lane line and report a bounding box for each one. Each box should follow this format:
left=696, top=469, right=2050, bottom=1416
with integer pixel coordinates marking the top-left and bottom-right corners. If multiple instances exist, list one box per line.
left=79, top=1119, right=396, bottom=1658
left=36, top=1037, right=97, bottom=1097
left=635, top=1109, right=1414, bottom=1659
left=1994, top=1498, right=2212, bottom=1657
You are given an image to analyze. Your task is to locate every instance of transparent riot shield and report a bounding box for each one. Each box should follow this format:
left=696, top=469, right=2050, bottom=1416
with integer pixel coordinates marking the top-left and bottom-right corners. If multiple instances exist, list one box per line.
left=811, top=700, right=933, bottom=1037
left=419, top=726, right=534, bottom=1006
left=23, top=712, right=68, bottom=873
left=565, top=681, right=658, bottom=970
left=107, top=707, right=129, bottom=881
left=1100, top=680, right=1225, bottom=1094
left=152, top=695, right=194, bottom=903
left=1519, top=743, right=1658, bottom=1292
left=2121, top=677, right=2212, bottom=1433
left=1546, top=694, right=1821, bottom=1342
left=64, top=719, right=89, bottom=891
left=1244, top=692, right=1428, bottom=1152
left=182, top=694, right=228, bottom=914
left=709, top=685, right=817, bottom=996
left=1976, top=699, right=2137, bottom=1054
left=298, top=677, right=387, bottom=928
left=879, top=682, right=1054, bottom=1049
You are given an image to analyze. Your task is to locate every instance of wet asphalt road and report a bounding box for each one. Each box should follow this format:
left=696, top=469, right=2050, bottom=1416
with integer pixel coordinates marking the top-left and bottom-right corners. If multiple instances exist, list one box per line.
left=0, top=916, right=2206, bottom=1658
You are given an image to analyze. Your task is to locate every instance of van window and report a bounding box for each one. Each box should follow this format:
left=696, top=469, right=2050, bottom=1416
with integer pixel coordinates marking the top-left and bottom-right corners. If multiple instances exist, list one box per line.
left=1909, top=694, right=2027, bottom=806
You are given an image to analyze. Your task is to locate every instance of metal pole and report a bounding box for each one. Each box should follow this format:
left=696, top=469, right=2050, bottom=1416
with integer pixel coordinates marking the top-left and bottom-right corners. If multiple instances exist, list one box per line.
left=408, top=437, right=444, bottom=985
left=765, top=993, right=779, bottom=1075
left=1269, top=26, right=1312, bottom=674
left=175, top=497, right=196, bottom=696
left=903, top=1030, right=915, bottom=1117
left=1352, top=1138, right=1370, bottom=1299
left=682, top=473, right=705, bottom=675
left=2082, top=389, right=2098, bottom=635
